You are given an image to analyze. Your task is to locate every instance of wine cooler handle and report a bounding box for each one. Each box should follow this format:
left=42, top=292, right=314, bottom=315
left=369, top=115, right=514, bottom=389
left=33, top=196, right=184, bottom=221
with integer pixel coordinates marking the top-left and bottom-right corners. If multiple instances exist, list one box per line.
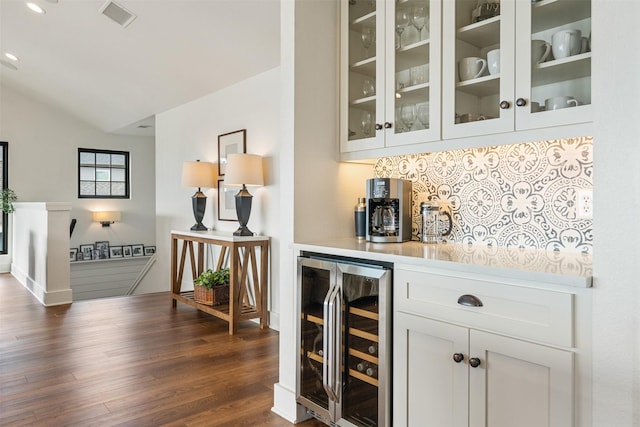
left=324, top=286, right=340, bottom=402
left=331, top=289, right=342, bottom=402
left=322, top=286, right=336, bottom=401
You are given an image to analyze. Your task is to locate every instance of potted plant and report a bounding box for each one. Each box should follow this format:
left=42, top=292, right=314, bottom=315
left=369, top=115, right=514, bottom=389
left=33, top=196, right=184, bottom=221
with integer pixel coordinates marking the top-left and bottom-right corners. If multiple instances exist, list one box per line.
left=0, top=188, right=17, bottom=213
left=193, top=267, right=230, bottom=306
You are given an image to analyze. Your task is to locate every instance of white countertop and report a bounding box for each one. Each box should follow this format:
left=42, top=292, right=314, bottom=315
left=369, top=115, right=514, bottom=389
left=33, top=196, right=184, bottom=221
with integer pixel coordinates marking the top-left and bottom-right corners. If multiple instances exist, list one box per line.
left=293, top=238, right=592, bottom=288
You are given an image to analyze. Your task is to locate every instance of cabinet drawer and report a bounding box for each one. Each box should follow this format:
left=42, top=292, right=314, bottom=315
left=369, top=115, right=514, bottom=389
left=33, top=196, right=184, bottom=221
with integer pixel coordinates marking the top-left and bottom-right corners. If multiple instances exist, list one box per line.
left=394, top=267, right=574, bottom=347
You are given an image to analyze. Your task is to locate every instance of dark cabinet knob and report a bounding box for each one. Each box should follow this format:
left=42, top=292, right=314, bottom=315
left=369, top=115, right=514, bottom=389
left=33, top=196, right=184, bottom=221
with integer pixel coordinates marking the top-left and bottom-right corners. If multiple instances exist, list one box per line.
left=499, top=100, right=510, bottom=109
left=453, top=353, right=464, bottom=363
left=384, top=122, right=393, bottom=129
left=516, top=98, right=527, bottom=107
left=375, top=123, right=383, bottom=130
left=469, top=357, right=481, bottom=368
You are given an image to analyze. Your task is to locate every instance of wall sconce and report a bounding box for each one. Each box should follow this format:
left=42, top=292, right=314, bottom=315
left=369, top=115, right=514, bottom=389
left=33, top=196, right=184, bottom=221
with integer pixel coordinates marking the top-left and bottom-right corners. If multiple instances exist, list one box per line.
left=224, top=153, right=264, bottom=236
left=93, top=211, right=121, bottom=227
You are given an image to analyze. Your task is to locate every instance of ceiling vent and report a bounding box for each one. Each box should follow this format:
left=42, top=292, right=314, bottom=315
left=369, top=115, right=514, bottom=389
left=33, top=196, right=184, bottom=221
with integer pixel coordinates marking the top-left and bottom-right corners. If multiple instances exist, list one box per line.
left=99, top=1, right=137, bottom=28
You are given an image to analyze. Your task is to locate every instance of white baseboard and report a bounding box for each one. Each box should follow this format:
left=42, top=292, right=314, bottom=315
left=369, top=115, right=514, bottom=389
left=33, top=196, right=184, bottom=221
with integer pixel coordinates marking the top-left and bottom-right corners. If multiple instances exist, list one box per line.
left=272, top=383, right=310, bottom=423
left=269, top=311, right=280, bottom=331
left=11, top=264, right=72, bottom=306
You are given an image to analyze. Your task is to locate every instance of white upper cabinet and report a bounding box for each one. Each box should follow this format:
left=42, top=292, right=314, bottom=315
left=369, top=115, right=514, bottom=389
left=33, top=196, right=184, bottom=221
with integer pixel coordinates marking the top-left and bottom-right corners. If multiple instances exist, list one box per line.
left=340, top=0, right=442, bottom=153
left=442, top=0, right=592, bottom=140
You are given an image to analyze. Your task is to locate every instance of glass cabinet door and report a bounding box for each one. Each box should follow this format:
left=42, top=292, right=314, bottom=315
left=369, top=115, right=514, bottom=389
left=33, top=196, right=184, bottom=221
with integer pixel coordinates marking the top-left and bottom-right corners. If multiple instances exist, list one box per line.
left=385, top=0, right=441, bottom=147
left=515, top=0, right=592, bottom=130
left=443, top=0, right=515, bottom=140
left=341, top=0, right=385, bottom=153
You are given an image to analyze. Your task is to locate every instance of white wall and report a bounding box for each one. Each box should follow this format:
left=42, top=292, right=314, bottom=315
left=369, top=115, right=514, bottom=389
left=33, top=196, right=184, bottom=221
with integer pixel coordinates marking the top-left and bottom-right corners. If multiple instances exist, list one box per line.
left=274, top=0, right=373, bottom=422
left=147, top=67, right=283, bottom=325
left=592, top=2, right=640, bottom=425
left=0, top=84, right=156, bottom=272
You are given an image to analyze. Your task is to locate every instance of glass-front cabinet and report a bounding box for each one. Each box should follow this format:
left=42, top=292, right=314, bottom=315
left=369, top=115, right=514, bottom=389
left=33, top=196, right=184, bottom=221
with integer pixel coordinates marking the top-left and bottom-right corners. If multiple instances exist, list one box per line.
left=442, top=0, right=592, bottom=140
left=340, top=0, right=441, bottom=153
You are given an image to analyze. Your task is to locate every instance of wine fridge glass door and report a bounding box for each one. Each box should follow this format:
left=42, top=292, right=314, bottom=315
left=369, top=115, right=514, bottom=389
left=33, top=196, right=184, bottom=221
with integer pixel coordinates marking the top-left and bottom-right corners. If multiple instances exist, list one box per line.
left=296, top=258, right=337, bottom=422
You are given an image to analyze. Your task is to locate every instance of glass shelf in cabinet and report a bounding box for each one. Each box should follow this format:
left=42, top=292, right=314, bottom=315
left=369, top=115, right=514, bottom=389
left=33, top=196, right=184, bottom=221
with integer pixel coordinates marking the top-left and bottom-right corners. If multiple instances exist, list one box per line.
left=532, top=52, right=590, bottom=86
left=351, top=57, right=376, bottom=76
left=350, top=95, right=376, bottom=106
left=456, top=74, right=500, bottom=97
left=396, top=41, right=430, bottom=70
left=457, top=15, right=500, bottom=48
left=532, top=0, right=591, bottom=34
left=350, top=10, right=376, bottom=27
left=395, top=87, right=430, bottom=107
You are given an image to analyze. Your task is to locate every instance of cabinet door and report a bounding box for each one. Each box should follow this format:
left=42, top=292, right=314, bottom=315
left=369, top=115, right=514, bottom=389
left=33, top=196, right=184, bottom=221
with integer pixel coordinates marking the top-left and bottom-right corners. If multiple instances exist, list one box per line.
left=468, top=330, right=574, bottom=427
left=340, top=0, right=386, bottom=153
left=393, top=312, right=468, bottom=427
left=514, top=0, right=592, bottom=130
left=442, top=0, right=516, bottom=139
left=384, top=0, right=441, bottom=147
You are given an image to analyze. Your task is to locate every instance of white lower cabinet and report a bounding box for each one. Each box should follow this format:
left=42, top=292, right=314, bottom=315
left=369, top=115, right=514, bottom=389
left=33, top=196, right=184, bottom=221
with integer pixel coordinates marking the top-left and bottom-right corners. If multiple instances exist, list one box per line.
left=393, top=267, right=576, bottom=427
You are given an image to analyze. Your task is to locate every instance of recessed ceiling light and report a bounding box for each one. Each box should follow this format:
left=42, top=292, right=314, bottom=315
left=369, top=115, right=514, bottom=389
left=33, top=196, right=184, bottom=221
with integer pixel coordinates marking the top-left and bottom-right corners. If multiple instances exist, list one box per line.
left=26, top=2, right=46, bottom=14
left=4, top=53, right=19, bottom=62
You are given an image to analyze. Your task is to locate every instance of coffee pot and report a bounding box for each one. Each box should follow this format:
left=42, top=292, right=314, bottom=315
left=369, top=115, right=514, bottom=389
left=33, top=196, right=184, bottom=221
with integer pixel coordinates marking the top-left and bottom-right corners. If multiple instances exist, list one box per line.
left=372, top=205, right=397, bottom=234
left=421, top=202, right=453, bottom=244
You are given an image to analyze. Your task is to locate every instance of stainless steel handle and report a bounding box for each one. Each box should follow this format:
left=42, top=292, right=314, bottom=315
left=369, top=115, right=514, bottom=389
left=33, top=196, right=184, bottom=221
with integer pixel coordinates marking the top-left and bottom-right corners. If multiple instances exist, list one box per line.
left=322, top=286, right=334, bottom=400
left=324, top=286, right=340, bottom=402
left=457, top=294, right=483, bottom=307
left=330, top=289, right=342, bottom=401
left=375, top=123, right=383, bottom=130
left=384, top=122, right=392, bottom=129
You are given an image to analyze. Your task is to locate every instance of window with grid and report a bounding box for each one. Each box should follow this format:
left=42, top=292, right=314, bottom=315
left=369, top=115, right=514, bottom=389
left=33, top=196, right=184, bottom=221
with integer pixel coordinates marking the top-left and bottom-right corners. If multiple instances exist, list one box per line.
left=78, top=148, right=130, bottom=198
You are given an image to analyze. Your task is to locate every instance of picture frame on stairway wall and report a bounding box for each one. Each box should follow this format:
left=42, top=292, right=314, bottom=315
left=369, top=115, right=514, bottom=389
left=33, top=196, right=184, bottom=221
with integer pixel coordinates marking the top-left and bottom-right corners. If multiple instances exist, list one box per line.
left=131, top=244, right=144, bottom=257
left=80, top=244, right=94, bottom=261
left=122, top=245, right=133, bottom=257
left=70, top=248, right=78, bottom=262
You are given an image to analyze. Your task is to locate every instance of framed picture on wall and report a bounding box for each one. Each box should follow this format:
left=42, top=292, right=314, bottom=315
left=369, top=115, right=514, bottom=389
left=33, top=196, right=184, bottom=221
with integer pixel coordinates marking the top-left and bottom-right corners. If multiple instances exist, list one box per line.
left=95, top=241, right=110, bottom=259
left=122, top=245, right=133, bottom=257
left=218, top=179, right=237, bottom=221
left=70, top=248, right=78, bottom=262
left=79, top=244, right=94, bottom=260
left=217, top=129, right=246, bottom=176
left=109, top=246, right=123, bottom=258
left=131, top=244, right=144, bottom=257
left=144, top=246, right=156, bottom=256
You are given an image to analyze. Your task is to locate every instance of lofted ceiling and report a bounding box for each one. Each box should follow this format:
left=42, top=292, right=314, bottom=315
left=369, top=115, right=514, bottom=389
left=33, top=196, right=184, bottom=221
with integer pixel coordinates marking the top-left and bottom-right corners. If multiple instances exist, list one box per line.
left=0, top=0, right=281, bottom=136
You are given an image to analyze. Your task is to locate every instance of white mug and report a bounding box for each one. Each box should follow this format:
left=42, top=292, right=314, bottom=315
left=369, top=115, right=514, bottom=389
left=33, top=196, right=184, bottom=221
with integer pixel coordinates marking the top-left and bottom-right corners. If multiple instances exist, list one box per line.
left=459, top=57, right=487, bottom=81
left=580, top=36, right=590, bottom=53
left=545, top=96, right=579, bottom=110
left=552, top=29, right=582, bottom=59
left=531, top=101, right=541, bottom=112
left=531, top=39, right=552, bottom=64
left=487, top=49, right=500, bottom=75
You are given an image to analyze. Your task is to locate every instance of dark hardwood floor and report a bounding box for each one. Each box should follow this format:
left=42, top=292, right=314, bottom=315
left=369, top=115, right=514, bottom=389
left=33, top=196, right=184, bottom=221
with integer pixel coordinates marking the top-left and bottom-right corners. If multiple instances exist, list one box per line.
left=0, top=274, right=324, bottom=426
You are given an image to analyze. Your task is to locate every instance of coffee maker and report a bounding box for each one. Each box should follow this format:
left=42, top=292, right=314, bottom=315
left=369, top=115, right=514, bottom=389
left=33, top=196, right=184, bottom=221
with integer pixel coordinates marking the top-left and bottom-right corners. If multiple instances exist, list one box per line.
left=366, top=178, right=412, bottom=243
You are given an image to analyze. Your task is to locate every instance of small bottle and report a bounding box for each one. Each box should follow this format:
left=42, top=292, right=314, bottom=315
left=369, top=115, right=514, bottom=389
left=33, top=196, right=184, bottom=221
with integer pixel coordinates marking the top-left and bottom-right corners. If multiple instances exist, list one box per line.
left=354, top=197, right=367, bottom=240
left=367, top=344, right=377, bottom=355
left=356, top=361, right=369, bottom=372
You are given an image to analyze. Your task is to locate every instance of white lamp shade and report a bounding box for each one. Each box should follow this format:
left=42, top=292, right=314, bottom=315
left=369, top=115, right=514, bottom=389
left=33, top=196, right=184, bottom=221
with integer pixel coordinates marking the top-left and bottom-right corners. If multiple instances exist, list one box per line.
left=93, top=211, right=121, bottom=223
left=182, top=161, right=216, bottom=188
left=225, top=153, right=264, bottom=186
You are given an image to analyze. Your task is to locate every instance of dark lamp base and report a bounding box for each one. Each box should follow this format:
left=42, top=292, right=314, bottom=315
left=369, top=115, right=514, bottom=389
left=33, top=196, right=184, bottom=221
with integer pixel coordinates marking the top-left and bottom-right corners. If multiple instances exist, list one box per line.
left=191, top=223, right=208, bottom=231
left=233, top=226, right=254, bottom=236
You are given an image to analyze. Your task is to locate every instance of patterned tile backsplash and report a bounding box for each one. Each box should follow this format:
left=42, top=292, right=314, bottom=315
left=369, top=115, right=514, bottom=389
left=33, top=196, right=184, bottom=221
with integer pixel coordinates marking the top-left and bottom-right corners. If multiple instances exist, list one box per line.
left=373, top=136, right=593, bottom=254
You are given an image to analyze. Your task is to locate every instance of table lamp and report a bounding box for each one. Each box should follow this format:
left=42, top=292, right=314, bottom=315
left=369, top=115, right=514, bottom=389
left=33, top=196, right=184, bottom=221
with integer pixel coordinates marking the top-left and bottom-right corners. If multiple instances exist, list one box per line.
left=182, top=160, right=216, bottom=231
left=224, top=153, right=264, bottom=236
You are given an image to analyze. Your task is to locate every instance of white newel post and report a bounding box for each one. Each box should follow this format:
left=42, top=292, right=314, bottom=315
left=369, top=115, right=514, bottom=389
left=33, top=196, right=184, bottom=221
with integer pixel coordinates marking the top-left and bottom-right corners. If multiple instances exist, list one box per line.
left=11, top=202, right=73, bottom=306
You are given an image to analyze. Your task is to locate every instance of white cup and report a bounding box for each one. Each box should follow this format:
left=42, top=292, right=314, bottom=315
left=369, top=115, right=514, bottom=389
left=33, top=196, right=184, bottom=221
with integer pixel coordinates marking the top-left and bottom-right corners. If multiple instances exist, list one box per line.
left=459, top=57, right=487, bottom=81
left=531, top=101, right=541, bottom=112
left=531, top=39, right=552, bottom=64
left=552, top=29, right=582, bottom=59
left=545, top=96, right=579, bottom=110
left=580, top=36, right=590, bottom=53
left=487, top=49, right=500, bottom=75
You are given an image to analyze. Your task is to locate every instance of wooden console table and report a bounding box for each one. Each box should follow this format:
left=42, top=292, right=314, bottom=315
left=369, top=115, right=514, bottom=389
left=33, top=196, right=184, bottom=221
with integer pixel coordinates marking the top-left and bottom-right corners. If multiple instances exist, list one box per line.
left=170, top=230, right=269, bottom=335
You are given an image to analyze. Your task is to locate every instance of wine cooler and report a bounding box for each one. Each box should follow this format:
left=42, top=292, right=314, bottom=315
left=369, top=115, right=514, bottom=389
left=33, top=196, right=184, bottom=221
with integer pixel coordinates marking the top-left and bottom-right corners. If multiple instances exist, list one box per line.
left=296, top=253, right=392, bottom=427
